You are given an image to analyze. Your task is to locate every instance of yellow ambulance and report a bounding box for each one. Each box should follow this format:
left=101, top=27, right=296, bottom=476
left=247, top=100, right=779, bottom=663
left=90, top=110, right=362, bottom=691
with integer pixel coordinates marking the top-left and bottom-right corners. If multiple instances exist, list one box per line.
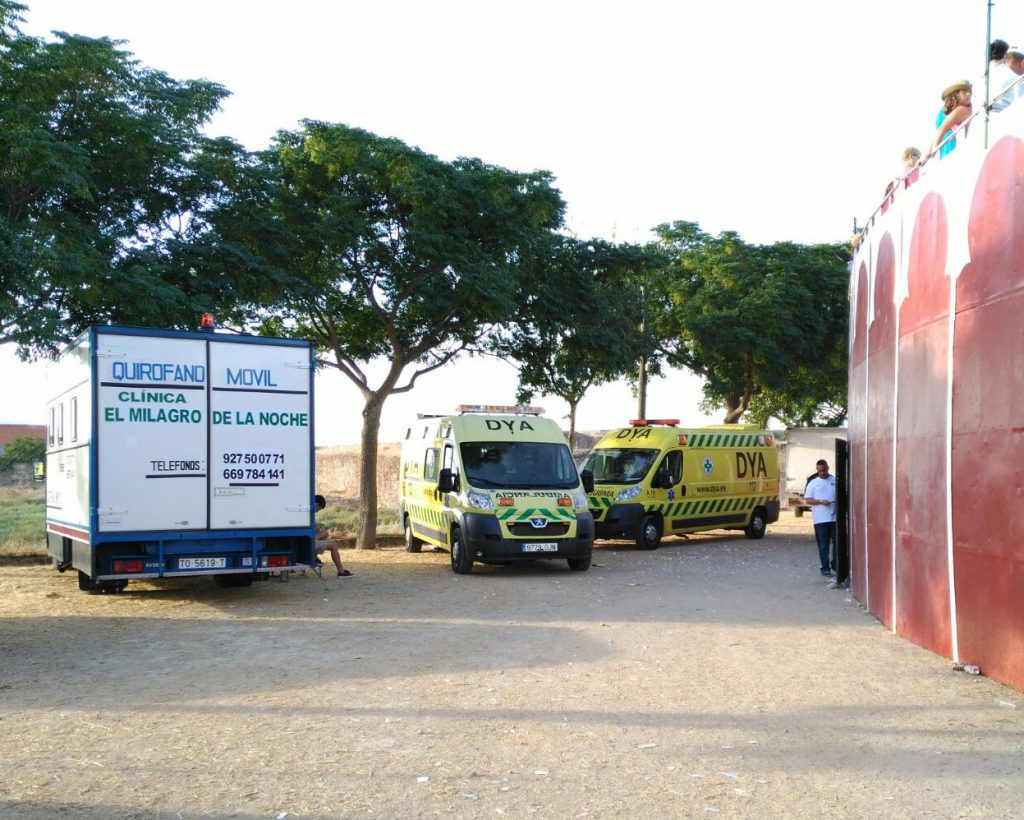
left=399, top=405, right=595, bottom=574
left=579, top=420, right=780, bottom=549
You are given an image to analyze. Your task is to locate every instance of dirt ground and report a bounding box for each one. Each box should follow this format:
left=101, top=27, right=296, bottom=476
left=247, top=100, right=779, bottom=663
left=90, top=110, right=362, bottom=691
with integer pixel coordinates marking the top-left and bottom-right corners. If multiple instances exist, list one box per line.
left=2, top=513, right=1022, bottom=819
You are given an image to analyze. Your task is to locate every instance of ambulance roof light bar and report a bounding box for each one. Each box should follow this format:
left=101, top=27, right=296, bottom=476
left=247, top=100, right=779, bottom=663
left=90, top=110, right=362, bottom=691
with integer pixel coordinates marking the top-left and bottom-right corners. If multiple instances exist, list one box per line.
left=629, top=418, right=680, bottom=427
left=457, top=404, right=544, bottom=415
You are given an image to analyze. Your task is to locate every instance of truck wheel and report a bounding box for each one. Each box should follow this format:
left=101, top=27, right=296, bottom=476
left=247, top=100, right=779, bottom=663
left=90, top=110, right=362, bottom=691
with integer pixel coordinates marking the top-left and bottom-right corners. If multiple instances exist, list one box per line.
left=404, top=516, right=423, bottom=553
left=450, top=527, right=473, bottom=574
left=636, top=514, right=661, bottom=550
left=794, top=507, right=805, bottom=518
left=745, top=507, right=767, bottom=539
left=567, top=548, right=592, bottom=572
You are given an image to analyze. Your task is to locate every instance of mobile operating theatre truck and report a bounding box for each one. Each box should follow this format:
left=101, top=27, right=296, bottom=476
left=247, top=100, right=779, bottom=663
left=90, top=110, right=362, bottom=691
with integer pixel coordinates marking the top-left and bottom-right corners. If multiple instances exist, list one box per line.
left=44, top=325, right=316, bottom=592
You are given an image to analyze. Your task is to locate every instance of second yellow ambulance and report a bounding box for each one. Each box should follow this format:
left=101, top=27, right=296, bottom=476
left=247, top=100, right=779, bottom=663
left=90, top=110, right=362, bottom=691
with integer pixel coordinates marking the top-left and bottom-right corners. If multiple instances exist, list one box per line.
left=580, top=420, right=780, bottom=549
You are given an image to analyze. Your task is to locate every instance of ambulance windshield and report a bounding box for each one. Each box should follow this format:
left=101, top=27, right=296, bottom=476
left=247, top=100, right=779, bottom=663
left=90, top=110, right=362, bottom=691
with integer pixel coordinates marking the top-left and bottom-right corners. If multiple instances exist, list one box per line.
left=460, top=442, right=579, bottom=490
left=580, top=448, right=659, bottom=484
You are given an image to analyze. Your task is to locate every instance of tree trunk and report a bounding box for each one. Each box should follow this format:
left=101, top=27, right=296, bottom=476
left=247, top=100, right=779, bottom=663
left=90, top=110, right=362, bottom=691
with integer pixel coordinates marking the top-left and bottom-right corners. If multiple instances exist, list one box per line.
left=637, top=357, right=647, bottom=419
left=567, top=399, right=578, bottom=454
left=723, top=394, right=744, bottom=424
left=356, top=393, right=385, bottom=549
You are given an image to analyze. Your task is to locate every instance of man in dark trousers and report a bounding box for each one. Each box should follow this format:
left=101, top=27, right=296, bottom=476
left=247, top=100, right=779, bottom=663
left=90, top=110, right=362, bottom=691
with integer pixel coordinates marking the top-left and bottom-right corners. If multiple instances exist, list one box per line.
left=803, top=460, right=836, bottom=577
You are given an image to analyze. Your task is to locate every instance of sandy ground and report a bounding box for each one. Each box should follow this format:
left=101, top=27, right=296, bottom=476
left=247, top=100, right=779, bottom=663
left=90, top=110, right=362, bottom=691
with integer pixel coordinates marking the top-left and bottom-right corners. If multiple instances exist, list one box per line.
left=1, top=513, right=1022, bottom=819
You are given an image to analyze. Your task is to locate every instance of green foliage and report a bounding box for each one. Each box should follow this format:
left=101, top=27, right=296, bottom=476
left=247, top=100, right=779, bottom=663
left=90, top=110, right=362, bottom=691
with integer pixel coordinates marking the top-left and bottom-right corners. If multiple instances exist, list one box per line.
left=652, top=222, right=849, bottom=424
left=220, top=121, right=566, bottom=368
left=211, top=121, right=567, bottom=544
left=0, top=486, right=45, bottom=557
left=0, top=1, right=246, bottom=356
left=494, top=237, right=661, bottom=444
left=0, top=435, right=44, bottom=469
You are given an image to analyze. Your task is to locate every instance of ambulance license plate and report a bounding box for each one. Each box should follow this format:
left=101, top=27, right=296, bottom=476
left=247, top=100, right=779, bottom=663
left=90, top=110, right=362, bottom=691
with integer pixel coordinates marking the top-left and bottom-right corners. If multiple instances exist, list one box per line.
left=179, top=556, right=226, bottom=570
left=522, top=543, right=558, bottom=552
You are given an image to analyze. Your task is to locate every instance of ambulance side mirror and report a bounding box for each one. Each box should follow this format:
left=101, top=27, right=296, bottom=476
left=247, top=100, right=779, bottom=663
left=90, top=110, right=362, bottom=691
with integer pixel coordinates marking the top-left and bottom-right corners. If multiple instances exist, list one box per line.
left=652, top=468, right=674, bottom=489
left=437, top=468, right=456, bottom=493
left=581, top=469, right=594, bottom=493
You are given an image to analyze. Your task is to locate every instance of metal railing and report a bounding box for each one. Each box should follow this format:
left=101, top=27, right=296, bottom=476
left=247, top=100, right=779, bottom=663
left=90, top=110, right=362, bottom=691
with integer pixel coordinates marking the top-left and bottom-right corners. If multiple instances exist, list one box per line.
left=854, top=73, right=1024, bottom=246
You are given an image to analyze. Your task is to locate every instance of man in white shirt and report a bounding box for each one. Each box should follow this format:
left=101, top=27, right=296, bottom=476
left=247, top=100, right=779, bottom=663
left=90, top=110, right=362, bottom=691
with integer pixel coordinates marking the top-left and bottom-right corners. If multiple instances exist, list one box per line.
left=992, top=46, right=1024, bottom=112
left=804, top=459, right=837, bottom=577
left=981, top=39, right=1010, bottom=110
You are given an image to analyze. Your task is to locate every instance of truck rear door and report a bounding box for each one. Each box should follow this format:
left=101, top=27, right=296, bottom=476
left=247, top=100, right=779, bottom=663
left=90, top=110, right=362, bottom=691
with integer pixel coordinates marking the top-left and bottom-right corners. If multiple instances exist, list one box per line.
left=96, top=333, right=208, bottom=532
left=208, top=340, right=312, bottom=530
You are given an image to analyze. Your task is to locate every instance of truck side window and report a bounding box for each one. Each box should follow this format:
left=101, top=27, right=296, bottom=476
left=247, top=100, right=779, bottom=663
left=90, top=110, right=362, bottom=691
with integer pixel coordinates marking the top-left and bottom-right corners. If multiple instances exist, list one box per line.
left=424, top=448, right=440, bottom=481
left=70, top=397, right=78, bottom=443
left=57, top=403, right=64, bottom=445
left=659, top=451, right=682, bottom=484
left=48, top=407, right=55, bottom=447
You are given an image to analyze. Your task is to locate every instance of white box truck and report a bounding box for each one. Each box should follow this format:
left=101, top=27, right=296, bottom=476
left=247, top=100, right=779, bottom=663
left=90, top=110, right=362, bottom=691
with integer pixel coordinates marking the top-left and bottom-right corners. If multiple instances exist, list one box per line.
left=782, top=427, right=847, bottom=516
left=44, top=325, right=316, bottom=592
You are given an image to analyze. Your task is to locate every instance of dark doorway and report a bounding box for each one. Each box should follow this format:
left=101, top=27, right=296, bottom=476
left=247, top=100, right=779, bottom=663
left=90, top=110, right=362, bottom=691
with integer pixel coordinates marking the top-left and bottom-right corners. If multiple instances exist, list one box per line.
left=834, top=437, right=849, bottom=584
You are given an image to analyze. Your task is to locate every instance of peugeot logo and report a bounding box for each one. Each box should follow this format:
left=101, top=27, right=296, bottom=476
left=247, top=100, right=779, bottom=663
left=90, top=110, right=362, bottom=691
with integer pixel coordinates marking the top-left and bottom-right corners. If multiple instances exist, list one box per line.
left=529, top=518, right=547, bottom=529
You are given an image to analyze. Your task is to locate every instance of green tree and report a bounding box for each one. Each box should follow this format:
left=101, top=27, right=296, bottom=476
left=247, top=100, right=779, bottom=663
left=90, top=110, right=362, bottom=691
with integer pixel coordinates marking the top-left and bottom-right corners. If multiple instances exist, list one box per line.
left=652, top=222, right=848, bottom=424
left=217, top=122, right=565, bottom=547
left=0, top=435, right=44, bottom=470
left=495, top=237, right=655, bottom=450
left=0, top=0, right=244, bottom=356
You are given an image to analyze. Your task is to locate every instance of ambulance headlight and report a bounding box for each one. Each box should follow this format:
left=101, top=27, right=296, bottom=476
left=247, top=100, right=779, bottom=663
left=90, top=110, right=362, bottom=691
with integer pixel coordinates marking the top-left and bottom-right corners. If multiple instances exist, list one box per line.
left=615, top=484, right=643, bottom=501
left=467, top=490, right=493, bottom=510
left=573, top=491, right=589, bottom=511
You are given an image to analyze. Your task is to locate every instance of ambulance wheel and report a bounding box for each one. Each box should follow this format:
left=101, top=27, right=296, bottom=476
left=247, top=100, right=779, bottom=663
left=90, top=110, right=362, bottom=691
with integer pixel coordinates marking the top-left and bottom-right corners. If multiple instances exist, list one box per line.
left=404, top=516, right=423, bottom=553
left=450, top=527, right=473, bottom=574
left=745, top=507, right=767, bottom=539
left=567, top=548, right=592, bottom=572
left=636, top=515, right=661, bottom=550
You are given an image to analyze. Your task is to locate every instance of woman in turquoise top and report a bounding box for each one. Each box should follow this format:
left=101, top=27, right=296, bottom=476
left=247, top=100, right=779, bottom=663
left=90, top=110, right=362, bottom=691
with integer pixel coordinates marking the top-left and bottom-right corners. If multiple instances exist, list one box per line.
left=932, top=80, right=973, bottom=158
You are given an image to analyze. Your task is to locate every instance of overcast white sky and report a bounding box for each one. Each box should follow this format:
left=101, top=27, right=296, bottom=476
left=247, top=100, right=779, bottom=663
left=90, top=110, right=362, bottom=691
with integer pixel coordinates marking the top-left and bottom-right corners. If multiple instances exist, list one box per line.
left=4, top=0, right=1022, bottom=443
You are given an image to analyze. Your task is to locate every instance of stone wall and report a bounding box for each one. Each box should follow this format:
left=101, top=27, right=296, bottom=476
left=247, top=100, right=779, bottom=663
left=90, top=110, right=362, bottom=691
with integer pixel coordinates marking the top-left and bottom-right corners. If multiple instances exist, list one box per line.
left=0, top=464, right=35, bottom=487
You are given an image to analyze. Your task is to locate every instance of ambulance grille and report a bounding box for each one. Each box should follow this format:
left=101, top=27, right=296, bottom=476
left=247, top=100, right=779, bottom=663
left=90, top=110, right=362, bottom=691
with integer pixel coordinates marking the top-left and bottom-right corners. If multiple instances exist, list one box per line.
left=507, top=522, right=570, bottom=536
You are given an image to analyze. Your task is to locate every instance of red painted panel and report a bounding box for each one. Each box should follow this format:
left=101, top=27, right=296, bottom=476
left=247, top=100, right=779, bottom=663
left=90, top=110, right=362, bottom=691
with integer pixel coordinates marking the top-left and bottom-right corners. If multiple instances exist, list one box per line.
left=851, top=261, right=869, bottom=367
left=895, top=192, right=950, bottom=655
left=962, top=136, right=1024, bottom=310
left=849, top=262, right=870, bottom=604
left=952, top=139, right=1024, bottom=687
left=865, top=233, right=896, bottom=627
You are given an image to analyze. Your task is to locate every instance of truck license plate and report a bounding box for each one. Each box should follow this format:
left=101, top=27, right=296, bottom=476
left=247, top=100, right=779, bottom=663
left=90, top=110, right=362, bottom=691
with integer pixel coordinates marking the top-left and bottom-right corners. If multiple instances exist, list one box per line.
left=179, top=556, right=226, bottom=569
left=522, top=543, right=558, bottom=552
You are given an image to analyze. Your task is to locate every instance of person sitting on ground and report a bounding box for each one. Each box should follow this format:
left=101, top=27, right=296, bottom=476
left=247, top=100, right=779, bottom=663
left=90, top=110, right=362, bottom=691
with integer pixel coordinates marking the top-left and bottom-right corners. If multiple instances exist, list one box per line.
left=931, top=80, right=973, bottom=158
left=313, top=494, right=353, bottom=577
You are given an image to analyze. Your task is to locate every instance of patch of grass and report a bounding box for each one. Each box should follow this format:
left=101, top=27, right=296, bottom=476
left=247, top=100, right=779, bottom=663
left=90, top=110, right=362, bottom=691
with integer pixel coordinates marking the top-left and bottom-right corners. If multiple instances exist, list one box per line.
left=319, top=498, right=401, bottom=536
left=0, top=487, right=47, bottom=557
left=0, top=487, right=399, bottom=559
